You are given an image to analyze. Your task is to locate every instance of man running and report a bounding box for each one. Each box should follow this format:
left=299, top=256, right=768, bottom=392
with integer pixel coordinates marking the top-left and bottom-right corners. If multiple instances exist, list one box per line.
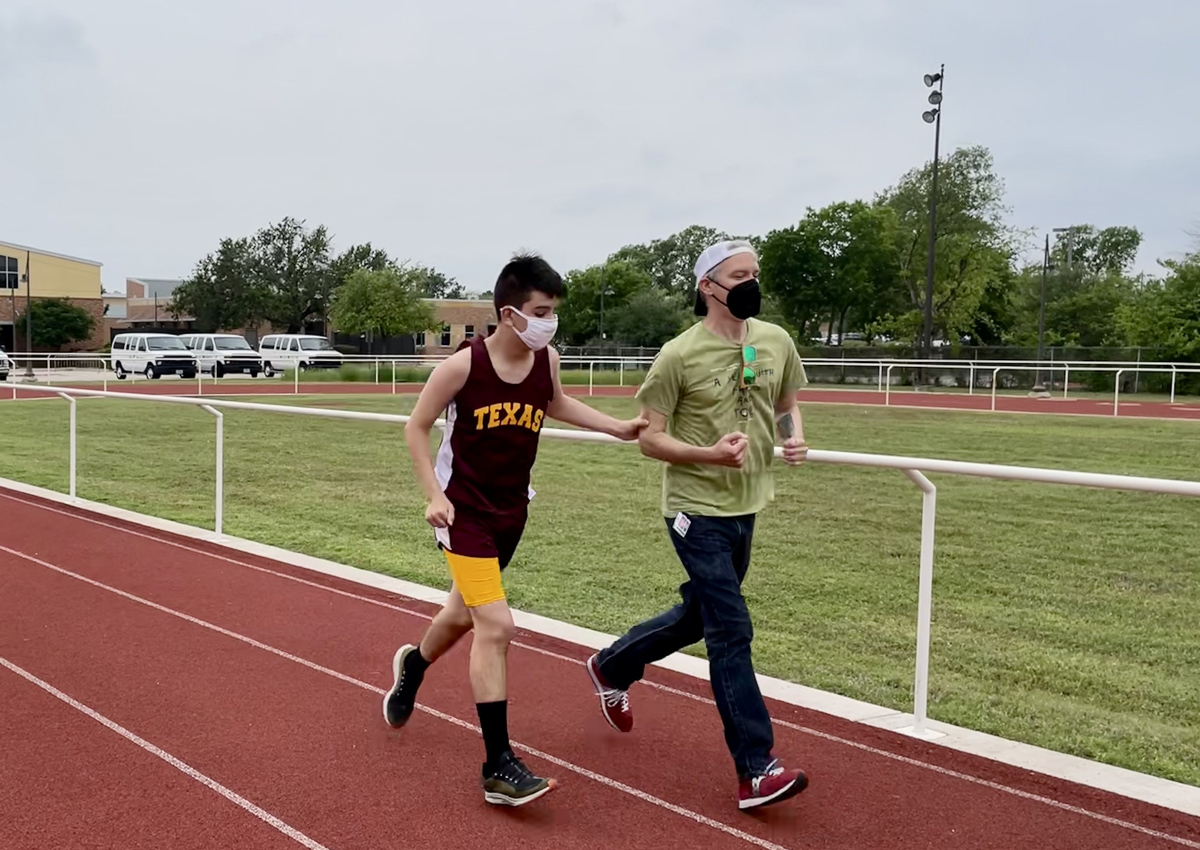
left=585, top=239, right=811, bottom=811
left=383, top=252, right=646, bottom=807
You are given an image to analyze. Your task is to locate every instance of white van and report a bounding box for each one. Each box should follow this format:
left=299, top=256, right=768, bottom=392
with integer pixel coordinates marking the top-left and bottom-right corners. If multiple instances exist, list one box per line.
left=180, top=333, right=265, bottom=378
left=110, top=332, right=198, bottom=380
left=258, top=334, right=343, bottom=376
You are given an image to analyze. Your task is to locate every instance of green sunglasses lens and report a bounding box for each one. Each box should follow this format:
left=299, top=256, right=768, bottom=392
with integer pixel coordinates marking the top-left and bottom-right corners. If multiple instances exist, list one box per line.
left=743, top=346, right=757, bottom=362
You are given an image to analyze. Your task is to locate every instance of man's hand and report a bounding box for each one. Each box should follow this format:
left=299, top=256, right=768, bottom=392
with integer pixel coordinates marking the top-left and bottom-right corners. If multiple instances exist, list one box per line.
left=425, top=493, right=455, bottom=528
left=708, top=432, right=749, bottom=468
left=611, top=415, right=649, bottom=442
left=781, top=437, right=808, bottom=466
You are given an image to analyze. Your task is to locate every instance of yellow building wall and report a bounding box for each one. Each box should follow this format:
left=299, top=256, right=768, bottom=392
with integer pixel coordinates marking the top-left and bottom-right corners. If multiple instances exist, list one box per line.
left=0, top=242, right=103, bottom=300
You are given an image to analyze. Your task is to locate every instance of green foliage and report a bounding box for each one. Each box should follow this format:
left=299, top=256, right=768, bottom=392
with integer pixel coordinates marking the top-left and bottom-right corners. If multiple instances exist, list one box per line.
left=328, top=268, right=437, bottom=346
left=876, top=145, right=1017, bottom=343
left=608, top=288, right=688, bottom=347
left=20, top=298, right=95, bottom=349
left=558, top=260, right=655, bottom=345
left=760, top=201, right=902, bottom=342
left=609, top=225, right=736, bottom=296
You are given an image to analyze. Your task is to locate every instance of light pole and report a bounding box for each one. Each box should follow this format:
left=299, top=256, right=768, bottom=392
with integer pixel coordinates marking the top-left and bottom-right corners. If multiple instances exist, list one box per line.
left=1031, top=234, right=1052, bottom=394
left=920, top=65, right=945, bottom=386
left=22, top=250, right=34, bottom=379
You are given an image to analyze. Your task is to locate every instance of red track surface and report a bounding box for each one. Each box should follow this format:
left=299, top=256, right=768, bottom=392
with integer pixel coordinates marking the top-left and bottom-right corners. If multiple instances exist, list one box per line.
left=2, top=489, right=1198, bottom=849
left=8, top=380, right=1200, bottom=420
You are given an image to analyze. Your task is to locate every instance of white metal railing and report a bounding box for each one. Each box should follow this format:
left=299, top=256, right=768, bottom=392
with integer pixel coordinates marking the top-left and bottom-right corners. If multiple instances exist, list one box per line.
left=9, top=385, right=1200, bottom=740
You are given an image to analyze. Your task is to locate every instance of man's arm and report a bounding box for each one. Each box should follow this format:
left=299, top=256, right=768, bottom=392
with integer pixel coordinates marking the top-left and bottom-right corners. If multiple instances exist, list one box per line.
left=545, top=349, right=646, bottom=440
left=638, top=406, right=747, bottom=468
left=404, top=350, right=471, bottom=523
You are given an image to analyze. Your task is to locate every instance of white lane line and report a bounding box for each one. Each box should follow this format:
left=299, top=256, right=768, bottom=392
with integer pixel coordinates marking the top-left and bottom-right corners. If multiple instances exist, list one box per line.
left=0, top=544, right=788, bottom=850
left=0, top=655, right=331, bottom=850
left=3, top=496, right=1199, bottom=846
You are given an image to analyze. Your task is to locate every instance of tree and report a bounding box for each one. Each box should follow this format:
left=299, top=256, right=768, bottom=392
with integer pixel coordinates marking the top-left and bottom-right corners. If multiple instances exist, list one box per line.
left=20, top=299, right=95, bottom=349
left=251, top=217, right=335, bottom=333
left=558, top=260, right=653, bottom=345
left=170, top=237, right=263, bottom=332
left=875, top=145, right=1018, bottom=345
left=1053, top=225, right=1143, bottom=276
left=328, top=267, right=438, bottom=352
left=415, top=267, right=467, bottom=300
left=609, top=225, right=736, bottom=296
left=759, top=201, right=902, bottom=343
left=608, top=289, right=688, bottom=347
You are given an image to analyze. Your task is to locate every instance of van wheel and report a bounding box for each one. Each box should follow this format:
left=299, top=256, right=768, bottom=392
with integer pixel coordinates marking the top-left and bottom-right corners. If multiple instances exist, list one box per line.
left=182, top=370, right=197, bottom=380
left=250, top=369, right=260, bottom=378
left=114, top=363, right=127, bottom=380
left=215, top=363, right=225, bottom=378
left=264, top=366, right=275, bottom=378
left=144, top=364, right=159, bottom=380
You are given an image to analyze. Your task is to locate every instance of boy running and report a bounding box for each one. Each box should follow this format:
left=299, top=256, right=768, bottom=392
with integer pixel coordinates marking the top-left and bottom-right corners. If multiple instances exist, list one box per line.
left=383, top=253, right=646, bottom=807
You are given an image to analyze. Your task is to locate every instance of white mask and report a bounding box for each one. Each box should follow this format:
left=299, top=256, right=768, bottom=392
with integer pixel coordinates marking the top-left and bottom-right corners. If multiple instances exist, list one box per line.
left=505, top=307, right=558, bottom=351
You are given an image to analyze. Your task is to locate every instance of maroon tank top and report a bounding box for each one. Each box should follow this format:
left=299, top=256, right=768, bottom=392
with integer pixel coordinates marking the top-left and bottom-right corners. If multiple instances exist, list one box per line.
left=434, top=336, right=555, bottom=516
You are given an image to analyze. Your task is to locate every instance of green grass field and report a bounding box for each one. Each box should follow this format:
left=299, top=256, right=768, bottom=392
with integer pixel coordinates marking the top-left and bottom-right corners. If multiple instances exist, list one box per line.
left=2, top=392, right=1199, bottom=787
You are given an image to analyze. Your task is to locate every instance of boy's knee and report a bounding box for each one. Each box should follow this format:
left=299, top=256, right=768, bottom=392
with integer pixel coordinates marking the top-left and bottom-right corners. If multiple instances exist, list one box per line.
left=471, top=605, right=516, bottom=645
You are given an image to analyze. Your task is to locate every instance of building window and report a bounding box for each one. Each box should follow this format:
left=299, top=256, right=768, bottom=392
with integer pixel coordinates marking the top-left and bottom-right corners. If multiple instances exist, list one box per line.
left=415, top=332, right=426, bottom=347
left=1, top=256, right=17, bottom=289
left=440, top=325, right=451, bottom=347
left=464, top=325, right=475, bottom=339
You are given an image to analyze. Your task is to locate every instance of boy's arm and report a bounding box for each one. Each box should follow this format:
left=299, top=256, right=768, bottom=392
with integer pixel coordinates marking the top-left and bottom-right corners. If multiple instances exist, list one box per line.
left=404, top=350, right=471, bottom=526
left=545, top=349, right=647, bottom=440
left=637, top=406, right=747, bottom=468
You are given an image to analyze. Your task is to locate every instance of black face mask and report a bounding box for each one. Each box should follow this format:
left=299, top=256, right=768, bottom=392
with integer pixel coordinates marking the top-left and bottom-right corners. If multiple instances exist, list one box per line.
left=708, top=278, right=762, bottom=320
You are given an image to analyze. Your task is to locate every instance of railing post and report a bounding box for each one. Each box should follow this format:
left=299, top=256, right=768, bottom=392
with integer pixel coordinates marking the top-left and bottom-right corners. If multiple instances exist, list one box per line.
left=991, top=368, right=1001, bottom=411
left=1063, top=364, right=1070, bottom=399
left=294, top=366, right=299, bottom=395
left=968, top=364, right=975, bottom=396
left=589, top=361, right=594, bottom=397
left=885, top=365, right=895, bottom=406
left=1171, top=366, right=1177, bottom=404
left=1114, top=368, right=1124, bottom=417
left=55, top=392, right=77, bottom=500
left=901, top=468, right=938, bottom=740
left=392, top=362, right=397, bottom=395
left=201, top=405, right=224, bottom=537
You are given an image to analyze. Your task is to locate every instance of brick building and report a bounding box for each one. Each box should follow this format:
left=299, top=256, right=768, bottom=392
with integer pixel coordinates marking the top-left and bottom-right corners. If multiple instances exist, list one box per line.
left=0, top=240, right=107, bottom=352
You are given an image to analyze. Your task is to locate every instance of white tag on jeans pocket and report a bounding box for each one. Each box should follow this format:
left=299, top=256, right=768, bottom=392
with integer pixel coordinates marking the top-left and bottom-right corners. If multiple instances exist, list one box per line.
left=672, top=512, right=691, bottom=537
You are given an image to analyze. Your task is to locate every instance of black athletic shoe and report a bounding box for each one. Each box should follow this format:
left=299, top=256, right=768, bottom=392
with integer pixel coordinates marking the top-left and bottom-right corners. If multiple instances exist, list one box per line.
left=481, top=751, right=555, bottom=806
left=382, top=644, right=422, bottom=728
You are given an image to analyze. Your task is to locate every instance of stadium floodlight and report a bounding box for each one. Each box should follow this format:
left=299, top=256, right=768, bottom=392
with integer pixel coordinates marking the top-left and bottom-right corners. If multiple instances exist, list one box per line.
left=919, top=65, right=945, bottom=384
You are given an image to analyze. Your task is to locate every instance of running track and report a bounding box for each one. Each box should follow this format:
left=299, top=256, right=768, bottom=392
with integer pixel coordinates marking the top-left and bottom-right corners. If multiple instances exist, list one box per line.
left=8, top=381, right=1200, bottom=421
left=2, top=489, right=1198, bottom=849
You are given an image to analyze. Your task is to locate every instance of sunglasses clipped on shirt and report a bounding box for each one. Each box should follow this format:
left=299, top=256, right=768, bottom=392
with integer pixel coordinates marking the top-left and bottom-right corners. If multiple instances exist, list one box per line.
left=734, top=345, right=757, bottom=422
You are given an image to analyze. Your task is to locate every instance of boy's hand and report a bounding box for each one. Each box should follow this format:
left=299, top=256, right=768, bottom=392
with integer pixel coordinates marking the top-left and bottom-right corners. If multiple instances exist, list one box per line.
left=611, top=415, right=649, bottom=441
left=426, top=493, right=455, bottom=528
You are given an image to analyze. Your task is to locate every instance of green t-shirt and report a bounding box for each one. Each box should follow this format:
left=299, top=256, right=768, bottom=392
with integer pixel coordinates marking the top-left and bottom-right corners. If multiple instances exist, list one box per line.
left=636, top=318, right=808, bottom=518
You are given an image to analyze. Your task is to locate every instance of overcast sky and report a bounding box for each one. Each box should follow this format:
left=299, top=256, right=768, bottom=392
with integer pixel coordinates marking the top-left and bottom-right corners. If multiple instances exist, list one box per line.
left=2, top=0, right=1197, bottom=294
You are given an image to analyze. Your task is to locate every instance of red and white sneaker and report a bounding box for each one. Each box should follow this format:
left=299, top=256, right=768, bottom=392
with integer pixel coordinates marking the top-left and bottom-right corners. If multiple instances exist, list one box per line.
left=586, top=654, right=633, bottom=732
left=738, top=759, right=808, bottom=810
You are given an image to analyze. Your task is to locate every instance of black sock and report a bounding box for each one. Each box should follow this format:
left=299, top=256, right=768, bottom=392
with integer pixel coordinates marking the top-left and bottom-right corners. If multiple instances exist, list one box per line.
left=476, top=701, right=511, bottom=768
left=405, top=646, right=431, bottom=678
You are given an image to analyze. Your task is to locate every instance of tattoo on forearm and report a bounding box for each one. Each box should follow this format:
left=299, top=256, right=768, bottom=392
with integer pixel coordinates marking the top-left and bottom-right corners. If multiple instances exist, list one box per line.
left=777, top=413, right=795, bottom=439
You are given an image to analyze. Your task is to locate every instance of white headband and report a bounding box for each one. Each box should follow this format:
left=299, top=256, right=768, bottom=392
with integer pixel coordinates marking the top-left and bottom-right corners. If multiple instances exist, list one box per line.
left=694, top=241, right=756, bottom=283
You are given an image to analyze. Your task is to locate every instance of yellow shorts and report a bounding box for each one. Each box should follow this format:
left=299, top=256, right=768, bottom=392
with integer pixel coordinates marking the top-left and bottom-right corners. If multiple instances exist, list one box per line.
left=444, top=550, right=506, bottom=608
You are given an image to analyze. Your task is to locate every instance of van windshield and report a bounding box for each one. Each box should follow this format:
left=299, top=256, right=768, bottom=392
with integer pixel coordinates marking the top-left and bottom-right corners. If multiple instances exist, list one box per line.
left=214, top=337, right=253, bottom=350
left=147, top=337, right=187, bottom=351
left=299, top=338, right=335, bottom=351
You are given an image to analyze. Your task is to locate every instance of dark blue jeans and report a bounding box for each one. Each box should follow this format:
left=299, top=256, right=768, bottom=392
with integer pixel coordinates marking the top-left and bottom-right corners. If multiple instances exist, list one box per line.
left=596, top=513, right=774, bottom=779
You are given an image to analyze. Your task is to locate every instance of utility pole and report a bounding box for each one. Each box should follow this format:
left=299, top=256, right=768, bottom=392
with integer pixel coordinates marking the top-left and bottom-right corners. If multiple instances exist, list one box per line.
left=22, top=250, right=34, bottom=379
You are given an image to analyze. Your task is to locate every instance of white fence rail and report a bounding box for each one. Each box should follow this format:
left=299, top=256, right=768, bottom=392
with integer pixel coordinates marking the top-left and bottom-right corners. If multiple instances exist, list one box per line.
left=10, top=384, right=1200, bottom=740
